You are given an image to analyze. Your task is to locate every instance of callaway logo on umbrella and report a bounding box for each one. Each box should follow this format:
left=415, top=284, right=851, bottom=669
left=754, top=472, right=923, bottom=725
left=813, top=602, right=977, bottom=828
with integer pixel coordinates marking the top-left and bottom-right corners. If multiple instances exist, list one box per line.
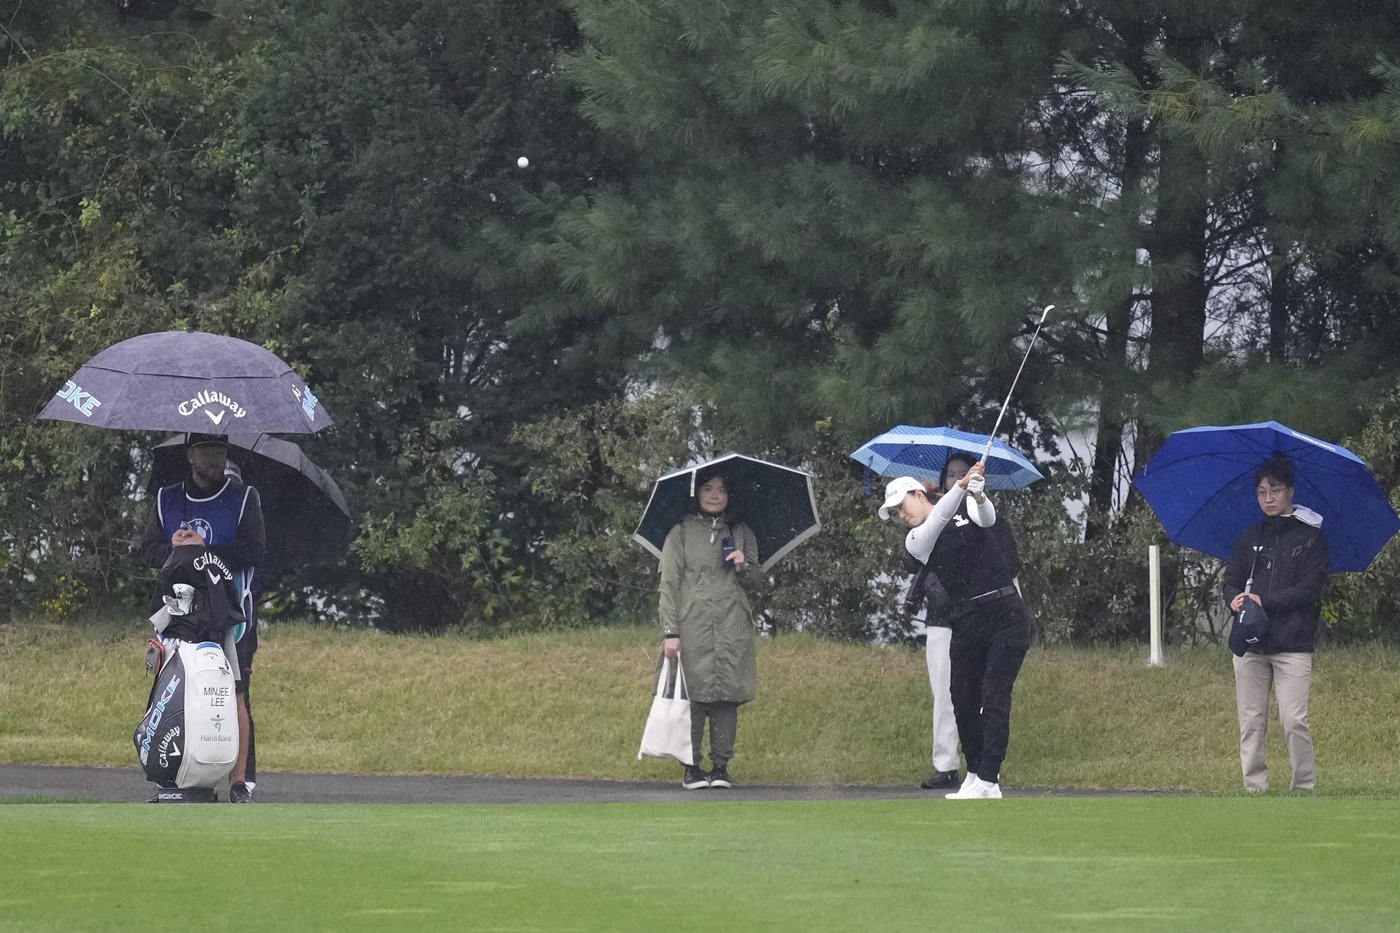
left=38, top=330, right=331, bottom=435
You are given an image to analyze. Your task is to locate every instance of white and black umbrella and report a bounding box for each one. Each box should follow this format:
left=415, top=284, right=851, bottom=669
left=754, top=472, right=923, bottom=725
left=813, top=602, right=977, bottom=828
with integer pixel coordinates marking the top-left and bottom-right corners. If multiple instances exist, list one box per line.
left=38, top=330, right=331, bottom=434
left=634, top=452, right=820, bottom=572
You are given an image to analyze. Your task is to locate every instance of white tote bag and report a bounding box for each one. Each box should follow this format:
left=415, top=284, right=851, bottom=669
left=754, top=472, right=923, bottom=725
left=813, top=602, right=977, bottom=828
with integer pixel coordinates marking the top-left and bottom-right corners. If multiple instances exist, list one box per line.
left=637, top=656, right=694, bottom=765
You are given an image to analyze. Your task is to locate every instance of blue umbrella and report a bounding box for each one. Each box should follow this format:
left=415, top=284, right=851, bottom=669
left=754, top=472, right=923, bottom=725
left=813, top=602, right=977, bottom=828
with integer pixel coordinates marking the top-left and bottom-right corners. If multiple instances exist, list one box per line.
left=634, top=452, right=820, bottom=572
left=850, top=425, right=1043, bottom=490
left=1133, top=421, right=1400, bottom=573
left=37, top=331, right=331, bottom=434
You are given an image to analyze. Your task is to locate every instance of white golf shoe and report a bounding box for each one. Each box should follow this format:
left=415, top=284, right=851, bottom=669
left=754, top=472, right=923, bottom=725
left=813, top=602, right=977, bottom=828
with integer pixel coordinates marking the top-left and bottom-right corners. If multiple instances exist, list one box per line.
left=946, top=777, right=1003, bottom=799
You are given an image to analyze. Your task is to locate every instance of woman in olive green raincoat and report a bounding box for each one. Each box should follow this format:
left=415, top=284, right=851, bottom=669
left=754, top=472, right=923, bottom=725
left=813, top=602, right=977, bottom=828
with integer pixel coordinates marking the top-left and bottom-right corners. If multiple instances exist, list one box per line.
left=659, top=468, right=760, bottom=790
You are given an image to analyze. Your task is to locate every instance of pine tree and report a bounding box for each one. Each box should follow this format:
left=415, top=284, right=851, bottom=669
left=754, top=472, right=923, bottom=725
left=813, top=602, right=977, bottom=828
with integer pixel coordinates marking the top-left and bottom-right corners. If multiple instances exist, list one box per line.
left=546, top=0, right=1400, bottom=511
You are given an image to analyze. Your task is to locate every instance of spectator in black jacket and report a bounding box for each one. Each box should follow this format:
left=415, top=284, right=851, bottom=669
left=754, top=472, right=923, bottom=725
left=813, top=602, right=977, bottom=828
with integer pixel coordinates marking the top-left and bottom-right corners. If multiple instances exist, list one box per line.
left=1222, top=453, right=1329, bottom=792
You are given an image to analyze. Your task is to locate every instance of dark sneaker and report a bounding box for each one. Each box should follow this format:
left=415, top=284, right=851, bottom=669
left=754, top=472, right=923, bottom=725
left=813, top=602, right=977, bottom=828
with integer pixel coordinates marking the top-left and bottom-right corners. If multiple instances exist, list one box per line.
left=708, top=766, right=734, bottom=789
left=920, top=770, right=961, bottom=790
left=682, top=766, right=710, bottom=790
left=229, top=782, right=254, bottom=803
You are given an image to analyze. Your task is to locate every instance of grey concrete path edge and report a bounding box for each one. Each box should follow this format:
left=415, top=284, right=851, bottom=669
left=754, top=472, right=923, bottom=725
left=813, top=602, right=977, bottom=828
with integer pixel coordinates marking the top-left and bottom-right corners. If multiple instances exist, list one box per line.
left=0, top=763, right=1155, bottom=804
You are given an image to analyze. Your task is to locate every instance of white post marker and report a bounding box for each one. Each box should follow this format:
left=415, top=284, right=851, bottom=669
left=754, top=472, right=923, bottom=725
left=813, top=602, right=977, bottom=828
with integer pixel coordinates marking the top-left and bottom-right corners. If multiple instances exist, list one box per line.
left=1148, top=543, right=1164, bottom=666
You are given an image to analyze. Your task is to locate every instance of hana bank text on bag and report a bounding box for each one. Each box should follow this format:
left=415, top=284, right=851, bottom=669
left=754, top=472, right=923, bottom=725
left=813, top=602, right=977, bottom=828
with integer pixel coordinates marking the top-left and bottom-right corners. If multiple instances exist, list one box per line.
left=637, top=656, right=694, bottom=765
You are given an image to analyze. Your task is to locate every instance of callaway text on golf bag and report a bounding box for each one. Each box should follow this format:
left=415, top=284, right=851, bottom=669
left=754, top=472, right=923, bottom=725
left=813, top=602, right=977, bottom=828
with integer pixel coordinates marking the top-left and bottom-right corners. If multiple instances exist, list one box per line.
left=134, top=545, right=246, bottom=801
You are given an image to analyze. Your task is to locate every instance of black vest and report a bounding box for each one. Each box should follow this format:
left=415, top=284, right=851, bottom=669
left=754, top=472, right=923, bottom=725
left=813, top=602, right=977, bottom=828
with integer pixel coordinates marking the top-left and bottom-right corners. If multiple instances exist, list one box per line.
left=922, top=501, right=1015, bottom=601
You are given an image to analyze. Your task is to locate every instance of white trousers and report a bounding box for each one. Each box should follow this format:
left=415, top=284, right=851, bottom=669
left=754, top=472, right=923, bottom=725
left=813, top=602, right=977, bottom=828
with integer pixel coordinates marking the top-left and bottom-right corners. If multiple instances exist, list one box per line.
left=925, top=625, right=961, bottom=771
left=1233, top=651, right=1315, bottom=791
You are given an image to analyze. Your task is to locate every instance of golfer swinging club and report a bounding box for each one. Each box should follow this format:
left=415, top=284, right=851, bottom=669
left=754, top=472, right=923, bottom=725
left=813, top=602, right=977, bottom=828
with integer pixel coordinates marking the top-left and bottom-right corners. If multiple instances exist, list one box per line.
left=879, top=463, right=1034, bottom=798
left=876, top=303, right=1050, bottom=798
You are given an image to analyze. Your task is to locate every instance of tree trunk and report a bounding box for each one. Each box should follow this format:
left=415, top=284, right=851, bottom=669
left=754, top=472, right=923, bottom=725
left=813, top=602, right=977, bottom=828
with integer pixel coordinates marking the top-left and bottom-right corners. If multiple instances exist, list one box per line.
left=1268, top=245, right=1291, bottom=364
left=1143, top=127, right=1210, bottom=458
left=1086, top=117, right=1149, bottom=538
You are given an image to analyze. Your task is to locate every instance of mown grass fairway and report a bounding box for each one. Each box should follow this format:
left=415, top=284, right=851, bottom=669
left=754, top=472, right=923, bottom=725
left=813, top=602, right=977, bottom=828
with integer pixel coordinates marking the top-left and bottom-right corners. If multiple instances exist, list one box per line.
left=1, top=798, right=1398, bottom=932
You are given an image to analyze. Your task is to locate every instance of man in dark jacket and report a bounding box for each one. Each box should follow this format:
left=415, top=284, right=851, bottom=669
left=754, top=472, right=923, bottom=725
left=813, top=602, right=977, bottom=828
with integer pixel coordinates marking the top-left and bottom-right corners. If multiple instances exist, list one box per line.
left=143, top=433, right=265, bottom=802
left=1222, top=454, right=1329, bottom=791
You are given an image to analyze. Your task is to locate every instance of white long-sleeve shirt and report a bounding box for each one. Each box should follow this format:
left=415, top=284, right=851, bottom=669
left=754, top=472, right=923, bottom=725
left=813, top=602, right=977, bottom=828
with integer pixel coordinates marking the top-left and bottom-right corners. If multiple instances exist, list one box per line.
left=905, top=485, right=997, bottom=564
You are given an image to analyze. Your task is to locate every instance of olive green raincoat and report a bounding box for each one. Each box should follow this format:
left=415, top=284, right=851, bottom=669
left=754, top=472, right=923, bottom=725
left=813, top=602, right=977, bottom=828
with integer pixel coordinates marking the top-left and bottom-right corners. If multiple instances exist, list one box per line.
left=658, top=512, right=760, bottom=704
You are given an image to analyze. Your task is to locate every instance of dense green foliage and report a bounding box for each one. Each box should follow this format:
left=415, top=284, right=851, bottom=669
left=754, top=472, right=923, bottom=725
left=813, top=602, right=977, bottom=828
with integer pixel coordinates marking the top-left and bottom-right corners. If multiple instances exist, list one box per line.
left=5, top=1, right=1400, bottom=641
left=1, top=0, right=628, bottom=629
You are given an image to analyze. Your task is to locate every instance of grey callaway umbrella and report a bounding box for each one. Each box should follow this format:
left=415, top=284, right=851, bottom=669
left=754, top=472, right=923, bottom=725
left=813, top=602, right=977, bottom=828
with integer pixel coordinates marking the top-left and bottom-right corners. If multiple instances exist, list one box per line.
left=634, top=453, right=820, bottom=572
left=38, top=331, right=331, bottom=434
left=149, top=433, right=351, bottom=567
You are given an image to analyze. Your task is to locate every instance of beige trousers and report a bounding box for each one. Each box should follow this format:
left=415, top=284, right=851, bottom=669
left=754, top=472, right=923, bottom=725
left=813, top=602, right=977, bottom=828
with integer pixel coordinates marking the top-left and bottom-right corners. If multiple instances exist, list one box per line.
left=1232, top=651, right=1315, bottom=791
left=925, top=625, right=961, bottom=772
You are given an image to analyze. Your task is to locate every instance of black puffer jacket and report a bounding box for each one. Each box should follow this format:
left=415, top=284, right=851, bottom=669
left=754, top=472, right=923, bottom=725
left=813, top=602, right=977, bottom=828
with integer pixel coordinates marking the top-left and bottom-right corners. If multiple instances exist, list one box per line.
left=1222, top=513, right=1330, bottom=654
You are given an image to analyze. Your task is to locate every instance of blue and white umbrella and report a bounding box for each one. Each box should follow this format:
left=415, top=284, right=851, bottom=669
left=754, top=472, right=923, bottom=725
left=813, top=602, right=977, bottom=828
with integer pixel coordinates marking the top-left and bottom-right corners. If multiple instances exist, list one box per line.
left=1134, top=421, right=1399, bottom=573
left=850, top=425, right=1043, bottom=490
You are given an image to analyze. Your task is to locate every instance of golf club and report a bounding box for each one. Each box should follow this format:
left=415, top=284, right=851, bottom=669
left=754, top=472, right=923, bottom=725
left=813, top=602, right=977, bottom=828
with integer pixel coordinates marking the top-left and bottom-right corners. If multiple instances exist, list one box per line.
left=980, top=304, right=1055, bottom=466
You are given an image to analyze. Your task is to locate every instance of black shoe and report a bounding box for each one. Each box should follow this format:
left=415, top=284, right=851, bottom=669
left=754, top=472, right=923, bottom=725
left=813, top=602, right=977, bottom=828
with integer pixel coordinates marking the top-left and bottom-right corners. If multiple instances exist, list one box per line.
left=682, top=766, right=710, bottom=790
left=708, top=766, right=734, bottom=789
left=920, top=770, right=961, bottom=790
left=229, top=782, right=254, bottom=803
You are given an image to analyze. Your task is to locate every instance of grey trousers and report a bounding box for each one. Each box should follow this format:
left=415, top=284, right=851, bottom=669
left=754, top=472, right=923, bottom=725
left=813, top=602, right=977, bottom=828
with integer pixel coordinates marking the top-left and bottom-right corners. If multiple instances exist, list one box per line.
left=690, top=701, right=739, bottom=768
left=1233, top=651, right=1315, bottom=791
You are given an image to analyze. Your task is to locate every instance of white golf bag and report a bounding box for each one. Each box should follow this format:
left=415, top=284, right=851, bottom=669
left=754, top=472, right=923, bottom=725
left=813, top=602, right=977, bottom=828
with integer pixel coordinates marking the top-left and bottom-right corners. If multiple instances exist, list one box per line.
left=135, top=546, right=246, bottom=797
left=134, top=639, right=240, bottom=789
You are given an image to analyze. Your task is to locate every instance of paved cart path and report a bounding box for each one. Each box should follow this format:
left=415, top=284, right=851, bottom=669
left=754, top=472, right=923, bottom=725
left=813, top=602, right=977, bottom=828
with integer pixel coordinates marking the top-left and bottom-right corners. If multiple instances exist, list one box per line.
left=0, top=763, right=1160, bottom=804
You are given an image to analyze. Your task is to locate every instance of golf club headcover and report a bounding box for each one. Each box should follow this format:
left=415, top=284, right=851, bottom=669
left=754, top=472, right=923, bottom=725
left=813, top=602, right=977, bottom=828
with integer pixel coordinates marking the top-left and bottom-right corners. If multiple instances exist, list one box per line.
left=153, top=546, right=247, bottom=644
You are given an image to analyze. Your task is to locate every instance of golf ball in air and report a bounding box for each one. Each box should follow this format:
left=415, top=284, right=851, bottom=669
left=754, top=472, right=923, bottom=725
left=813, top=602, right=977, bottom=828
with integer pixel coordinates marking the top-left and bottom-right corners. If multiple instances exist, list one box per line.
left=516, top=156, right=530, bottom=168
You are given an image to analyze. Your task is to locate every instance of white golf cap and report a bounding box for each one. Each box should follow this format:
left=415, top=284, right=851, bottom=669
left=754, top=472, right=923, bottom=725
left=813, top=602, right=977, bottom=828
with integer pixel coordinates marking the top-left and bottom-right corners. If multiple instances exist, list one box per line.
left=878, top=476, right=925, bottom=520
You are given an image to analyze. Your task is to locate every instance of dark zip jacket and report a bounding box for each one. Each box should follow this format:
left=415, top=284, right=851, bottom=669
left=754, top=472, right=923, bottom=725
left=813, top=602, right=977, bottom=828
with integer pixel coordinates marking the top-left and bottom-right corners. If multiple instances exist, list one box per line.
left=1222, top=512, right=1329, bottom=654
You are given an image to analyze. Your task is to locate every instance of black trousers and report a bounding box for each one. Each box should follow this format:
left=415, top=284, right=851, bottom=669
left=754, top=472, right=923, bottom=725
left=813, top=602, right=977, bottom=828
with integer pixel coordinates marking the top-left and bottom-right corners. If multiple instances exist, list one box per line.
left=948, top=594, right=1033, bottom=783
left=690, top=701, right=739, bottom=768
left=234, top=641, right=257, bottom=784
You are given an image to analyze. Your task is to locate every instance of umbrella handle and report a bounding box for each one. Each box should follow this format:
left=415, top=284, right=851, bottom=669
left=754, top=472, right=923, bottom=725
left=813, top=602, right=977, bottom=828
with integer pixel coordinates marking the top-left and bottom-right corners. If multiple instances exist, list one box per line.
left=980, top=304, right=1054, bottom=467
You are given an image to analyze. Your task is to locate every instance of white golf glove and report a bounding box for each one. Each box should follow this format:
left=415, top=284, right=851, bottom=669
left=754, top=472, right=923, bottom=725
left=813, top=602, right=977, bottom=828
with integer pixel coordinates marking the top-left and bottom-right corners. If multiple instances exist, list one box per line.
left=965, top=473, right=986, bottom=497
